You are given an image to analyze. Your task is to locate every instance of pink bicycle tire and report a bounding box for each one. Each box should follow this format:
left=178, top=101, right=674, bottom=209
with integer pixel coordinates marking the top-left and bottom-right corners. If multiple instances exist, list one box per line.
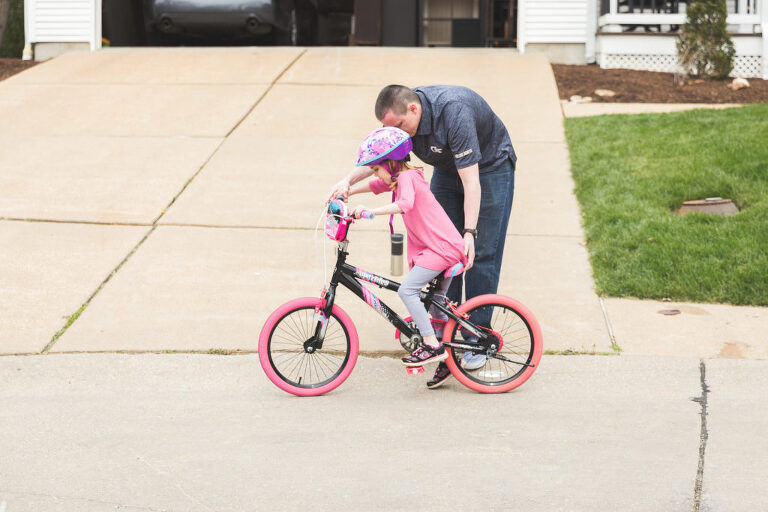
left=442, top=294, right=543, bottom=394
left=259, top=297, right=359, bottom=396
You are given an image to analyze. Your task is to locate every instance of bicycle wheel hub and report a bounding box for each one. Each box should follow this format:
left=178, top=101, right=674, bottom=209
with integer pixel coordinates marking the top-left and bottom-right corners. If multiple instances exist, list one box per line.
left=303, top=338, right=318, bottom=353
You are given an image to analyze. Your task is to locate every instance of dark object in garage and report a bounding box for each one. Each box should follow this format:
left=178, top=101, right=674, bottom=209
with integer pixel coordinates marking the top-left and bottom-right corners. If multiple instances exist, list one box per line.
left=140, top=0, right=351, bottom=45
left=451, top=18, right=482, bottom=47
left=145, top=0, right=286, bottom=36
left=103, top=0, right=147, bottom=46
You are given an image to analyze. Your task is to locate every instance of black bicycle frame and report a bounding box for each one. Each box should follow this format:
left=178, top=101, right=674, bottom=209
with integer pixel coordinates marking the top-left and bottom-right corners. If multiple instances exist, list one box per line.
left=317, top=240, right=485, bottom=346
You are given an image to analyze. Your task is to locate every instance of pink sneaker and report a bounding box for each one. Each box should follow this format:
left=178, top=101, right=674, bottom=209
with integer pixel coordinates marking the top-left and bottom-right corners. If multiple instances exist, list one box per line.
left=401, top=344, right=448, bottom=367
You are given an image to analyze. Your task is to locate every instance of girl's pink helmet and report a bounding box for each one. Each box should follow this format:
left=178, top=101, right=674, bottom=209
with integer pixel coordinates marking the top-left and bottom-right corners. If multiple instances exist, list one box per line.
left=355, top=127, right=413, bottom=167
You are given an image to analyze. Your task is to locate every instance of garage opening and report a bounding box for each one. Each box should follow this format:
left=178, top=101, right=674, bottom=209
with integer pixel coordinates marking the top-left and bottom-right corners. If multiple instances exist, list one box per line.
left=101, top=0, right=354, bottom=48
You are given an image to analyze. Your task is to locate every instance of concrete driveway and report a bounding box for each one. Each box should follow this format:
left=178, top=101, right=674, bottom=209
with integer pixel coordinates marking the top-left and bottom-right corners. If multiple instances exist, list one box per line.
left=0, top=46, right=605, bottom=355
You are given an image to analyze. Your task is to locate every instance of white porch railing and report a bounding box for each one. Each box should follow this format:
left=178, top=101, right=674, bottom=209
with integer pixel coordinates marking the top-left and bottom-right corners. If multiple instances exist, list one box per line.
left=600, top=13, right=760, bottom=25
left=599, top=0, right=762, bottom=32
left=597, top=0, right=767, bottom=78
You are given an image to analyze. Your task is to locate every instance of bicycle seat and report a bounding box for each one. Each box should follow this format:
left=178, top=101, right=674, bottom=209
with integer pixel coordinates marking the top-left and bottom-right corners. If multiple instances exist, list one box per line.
left=444, top=263, right=464, bottom=278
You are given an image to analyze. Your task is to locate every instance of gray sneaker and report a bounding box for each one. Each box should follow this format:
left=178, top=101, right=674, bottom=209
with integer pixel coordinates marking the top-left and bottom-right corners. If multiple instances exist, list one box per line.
left=460, top=334, right=487, bottom=370
left=461, top=351, right=487, bottom=370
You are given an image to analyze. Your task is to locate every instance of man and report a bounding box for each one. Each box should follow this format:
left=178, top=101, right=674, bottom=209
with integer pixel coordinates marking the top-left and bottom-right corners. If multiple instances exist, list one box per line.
left=329, top=84, right=517, bottom=389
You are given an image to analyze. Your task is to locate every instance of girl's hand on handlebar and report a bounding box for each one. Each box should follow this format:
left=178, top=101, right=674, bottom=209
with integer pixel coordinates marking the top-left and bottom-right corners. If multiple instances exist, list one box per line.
left=352, top=206, right=374, bottom=220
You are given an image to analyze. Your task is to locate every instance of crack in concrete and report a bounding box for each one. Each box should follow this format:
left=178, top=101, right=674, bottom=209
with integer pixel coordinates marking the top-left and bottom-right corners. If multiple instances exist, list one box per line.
left=692, top=360, right=710, bottom=512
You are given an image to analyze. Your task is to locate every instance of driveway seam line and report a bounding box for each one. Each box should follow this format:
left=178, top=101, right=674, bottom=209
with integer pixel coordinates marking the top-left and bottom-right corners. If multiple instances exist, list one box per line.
left=151, top=48, right=308, bottom=226
left=42, top=225, right=157, bottom=353
left=0, top=135, right=223, bottom=139
left=4, top=82, right=276, bottom=87
left=0, top=217, right=584, bottom=240
left=276, top=81, right=388, bottom=87
left=2, top=349, right=621, bottom=358
left=692, top=360, right=710, bottom=512
left=598, top=297, right=621, bottom=353
left=0, top=217, right=152, bottom=227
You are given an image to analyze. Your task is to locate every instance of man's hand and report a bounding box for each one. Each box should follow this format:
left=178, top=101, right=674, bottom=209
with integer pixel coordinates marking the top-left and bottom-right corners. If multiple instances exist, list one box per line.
left=463, top=233, right=475, bottom=270
left=327, top=179, right=351, bottom=203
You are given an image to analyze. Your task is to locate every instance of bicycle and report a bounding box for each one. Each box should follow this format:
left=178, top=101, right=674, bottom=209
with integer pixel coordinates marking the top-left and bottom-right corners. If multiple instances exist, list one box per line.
left=258, top=200, right=543, bottom=396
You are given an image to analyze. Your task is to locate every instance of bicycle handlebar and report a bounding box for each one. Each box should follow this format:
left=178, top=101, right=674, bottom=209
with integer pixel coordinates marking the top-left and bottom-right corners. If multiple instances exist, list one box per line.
left=343, top=210, right=374, bottom=221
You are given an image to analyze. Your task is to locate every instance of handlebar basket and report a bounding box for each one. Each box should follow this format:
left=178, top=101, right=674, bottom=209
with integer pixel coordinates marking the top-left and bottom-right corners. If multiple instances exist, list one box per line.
left=325, top=200, right=350, bottom=241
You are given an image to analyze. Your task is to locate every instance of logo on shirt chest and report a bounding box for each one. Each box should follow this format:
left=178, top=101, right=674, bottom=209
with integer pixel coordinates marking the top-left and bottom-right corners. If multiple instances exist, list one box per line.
left=430, top=146, right=444, bottom=154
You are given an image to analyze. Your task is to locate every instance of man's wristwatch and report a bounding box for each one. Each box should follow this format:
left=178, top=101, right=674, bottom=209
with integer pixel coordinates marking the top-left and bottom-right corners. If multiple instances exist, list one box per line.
left=462, top=228, right=478, bottom=239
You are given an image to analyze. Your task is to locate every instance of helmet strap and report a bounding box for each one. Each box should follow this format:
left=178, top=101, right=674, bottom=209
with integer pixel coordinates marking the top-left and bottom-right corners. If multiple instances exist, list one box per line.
left=389, top=190, right=395, bottom=235
left=387, top=160, right=402, bottom=179
left=387, top=160, right=402, bottom=235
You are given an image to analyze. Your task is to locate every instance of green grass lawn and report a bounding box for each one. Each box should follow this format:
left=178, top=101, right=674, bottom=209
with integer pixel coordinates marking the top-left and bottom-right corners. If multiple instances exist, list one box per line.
left=565, top=103, right=768, bottom=306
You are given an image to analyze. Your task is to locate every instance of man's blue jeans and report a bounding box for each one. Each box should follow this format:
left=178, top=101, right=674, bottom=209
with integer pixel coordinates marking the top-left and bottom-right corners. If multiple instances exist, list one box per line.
left=430, top=159, right=515, bottom=327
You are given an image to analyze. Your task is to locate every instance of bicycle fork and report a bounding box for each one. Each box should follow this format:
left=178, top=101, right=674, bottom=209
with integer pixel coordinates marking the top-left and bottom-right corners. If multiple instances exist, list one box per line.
left=309, top=284, right=337, bottom=351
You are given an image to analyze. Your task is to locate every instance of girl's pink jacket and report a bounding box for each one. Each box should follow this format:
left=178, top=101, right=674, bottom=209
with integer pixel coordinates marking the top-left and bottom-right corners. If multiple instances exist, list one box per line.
left=369, top=168, right=467, bottom=272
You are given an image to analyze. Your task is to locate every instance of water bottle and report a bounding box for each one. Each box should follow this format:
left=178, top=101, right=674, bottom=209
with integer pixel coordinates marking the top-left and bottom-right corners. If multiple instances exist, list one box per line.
left=390, top=233, right=404, bottom=276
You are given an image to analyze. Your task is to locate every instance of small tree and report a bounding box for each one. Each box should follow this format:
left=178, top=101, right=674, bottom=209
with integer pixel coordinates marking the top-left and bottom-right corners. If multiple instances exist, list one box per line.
left=676, top=0, right=735, bottom=78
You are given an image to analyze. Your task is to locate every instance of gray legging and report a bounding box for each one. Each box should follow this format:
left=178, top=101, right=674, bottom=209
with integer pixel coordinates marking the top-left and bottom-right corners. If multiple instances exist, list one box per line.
left=397, top=265, right=453, bottom=339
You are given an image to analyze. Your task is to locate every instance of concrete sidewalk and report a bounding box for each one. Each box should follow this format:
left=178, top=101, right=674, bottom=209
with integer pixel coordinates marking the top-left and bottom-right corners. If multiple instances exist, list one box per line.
left=561, top=102, right=743, bottom=118
left=1, top=353, right=766, bottom=511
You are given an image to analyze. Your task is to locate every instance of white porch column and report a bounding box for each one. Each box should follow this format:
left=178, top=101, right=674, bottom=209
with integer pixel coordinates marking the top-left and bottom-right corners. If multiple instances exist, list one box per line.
left=517, top=0, right=527, bottom=53
left=763, top=0, right=768, bottom=78
left=22, top=0, right=32, bottom=59
left=93, top=0, right=102, bottom=51
left=586, top=0, right=597, bottom=62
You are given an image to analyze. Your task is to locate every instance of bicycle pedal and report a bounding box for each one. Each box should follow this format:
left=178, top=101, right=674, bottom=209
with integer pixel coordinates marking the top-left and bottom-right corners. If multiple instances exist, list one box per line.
left=405, top=366, right=425, bottom=375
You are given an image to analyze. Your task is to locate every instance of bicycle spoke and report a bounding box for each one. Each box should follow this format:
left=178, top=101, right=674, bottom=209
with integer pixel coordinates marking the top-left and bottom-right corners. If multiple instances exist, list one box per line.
left=267, top=306, right=351, bottom=389
left=447, top=301, right=534, bottom=386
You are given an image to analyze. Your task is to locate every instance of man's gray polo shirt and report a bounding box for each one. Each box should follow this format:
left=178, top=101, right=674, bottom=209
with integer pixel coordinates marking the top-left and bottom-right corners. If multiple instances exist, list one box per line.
left=412, top=85, right=516, bottom=175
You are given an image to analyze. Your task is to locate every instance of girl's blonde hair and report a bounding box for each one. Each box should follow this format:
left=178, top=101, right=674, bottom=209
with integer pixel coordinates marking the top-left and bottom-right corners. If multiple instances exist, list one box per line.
left=382, top=158, right=415, bottom=188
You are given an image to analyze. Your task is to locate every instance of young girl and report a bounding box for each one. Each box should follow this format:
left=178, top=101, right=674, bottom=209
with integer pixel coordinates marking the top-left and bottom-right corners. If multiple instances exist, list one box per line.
left=347, top=127, right=467, bottom=366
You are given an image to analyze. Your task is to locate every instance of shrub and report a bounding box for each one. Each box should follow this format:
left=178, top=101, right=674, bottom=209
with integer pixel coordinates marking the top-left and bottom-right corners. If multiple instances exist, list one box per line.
left=676, top=0, right=735, bottom=78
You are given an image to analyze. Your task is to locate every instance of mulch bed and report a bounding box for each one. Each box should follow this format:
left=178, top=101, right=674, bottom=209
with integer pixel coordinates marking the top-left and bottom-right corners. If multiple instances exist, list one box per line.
left=552, top=64, right=768, bottom=103
left=0, top=58, right=37, bottom=82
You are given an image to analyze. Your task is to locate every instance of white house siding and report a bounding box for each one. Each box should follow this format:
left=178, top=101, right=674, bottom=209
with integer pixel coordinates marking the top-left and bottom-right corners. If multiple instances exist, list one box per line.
left=519, top=0, right=589, bottom=45
left=518, top=0, right=592, bottom=63
left=25, top=0, right=101, bottom=50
